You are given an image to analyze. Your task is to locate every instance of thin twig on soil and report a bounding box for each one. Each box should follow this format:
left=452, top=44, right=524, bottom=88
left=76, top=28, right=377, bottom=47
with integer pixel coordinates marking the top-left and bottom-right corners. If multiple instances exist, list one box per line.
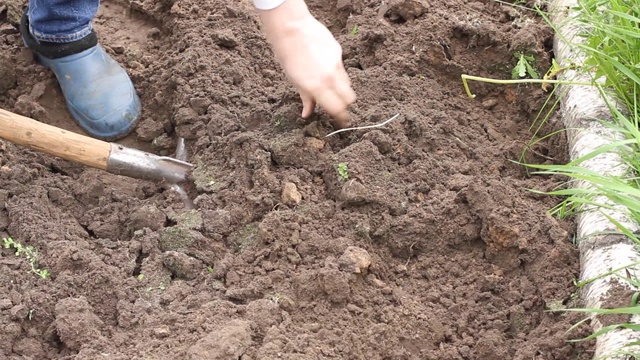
left=325, top=113, right=401, bottom=137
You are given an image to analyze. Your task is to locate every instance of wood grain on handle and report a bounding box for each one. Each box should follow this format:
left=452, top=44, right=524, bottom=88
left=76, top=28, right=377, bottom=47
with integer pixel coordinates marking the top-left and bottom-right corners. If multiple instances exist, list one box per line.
left=0, top=108, right=111, bottom=170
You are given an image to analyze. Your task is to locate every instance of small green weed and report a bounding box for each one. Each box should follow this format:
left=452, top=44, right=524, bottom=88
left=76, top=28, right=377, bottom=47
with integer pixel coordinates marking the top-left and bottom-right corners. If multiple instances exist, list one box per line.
left=2, top=237, right=50, bottom=279
left=512, top=52, right=539, bottom=79
left=337, top=162, right=349, bottom=181
left=274, top=115, right=283, bottom=127
left=350, top=24, right=359, bottom=36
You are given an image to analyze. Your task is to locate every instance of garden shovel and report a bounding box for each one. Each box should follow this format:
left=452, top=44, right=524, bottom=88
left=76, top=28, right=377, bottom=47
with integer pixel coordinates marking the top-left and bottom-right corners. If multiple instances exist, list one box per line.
left=0, top=107, right=194, bottom=188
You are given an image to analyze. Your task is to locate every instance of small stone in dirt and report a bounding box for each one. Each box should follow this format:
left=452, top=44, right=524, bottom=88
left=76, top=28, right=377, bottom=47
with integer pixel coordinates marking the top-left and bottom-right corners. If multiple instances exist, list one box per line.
left=367, top=275, right=386, bottom=288
left=153, top=326, right=171, bottom=338
left=338, top=246, right=372, bottom=274
left=162, top=251, right=202, bottom=280
left=112, top=45, right=125, bottom=54
left=346, top=303, right=363, bottom=313
left=281, top=182, right=302, bottom=206
left=308, top=323, right=321, bottom=332
left=129, top=204, right=167, bottom=232
left=54, top=297, right=104, bottom=351
left=187, top=320, right=253, bottom=360
left=482, top=98, right=498, bottom=110
left=386, top=0, right=428, bottom=22
left=212, top=29, right=238, bottom=48
left=277, top=295, right=296, bottom=312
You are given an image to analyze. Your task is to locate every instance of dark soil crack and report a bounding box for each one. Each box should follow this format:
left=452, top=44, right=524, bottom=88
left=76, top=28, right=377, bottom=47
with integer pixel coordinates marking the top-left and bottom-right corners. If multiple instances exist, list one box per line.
left=132, top=249, right=148, bottom=277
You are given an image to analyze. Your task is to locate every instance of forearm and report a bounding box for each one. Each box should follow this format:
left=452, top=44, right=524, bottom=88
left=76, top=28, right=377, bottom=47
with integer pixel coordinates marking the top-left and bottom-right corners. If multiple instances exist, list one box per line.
left=253, top=0, right=313, bottom=43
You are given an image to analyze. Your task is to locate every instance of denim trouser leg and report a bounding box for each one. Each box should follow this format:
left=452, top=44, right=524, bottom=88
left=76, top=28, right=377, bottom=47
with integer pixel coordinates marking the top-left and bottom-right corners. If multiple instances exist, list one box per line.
left=28, top=0, right=100, bottom=43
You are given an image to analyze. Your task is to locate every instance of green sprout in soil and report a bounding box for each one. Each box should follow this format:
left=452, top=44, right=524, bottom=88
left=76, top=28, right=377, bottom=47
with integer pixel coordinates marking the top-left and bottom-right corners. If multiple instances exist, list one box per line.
left=511, top=52, right=539, bottom=79
left=2, top=237, right=50, bottom=279
left=337, top=162, right=349, bottom=181
left=350, top=24, right=359, bottom=36
left=274, top=115, right=283, bottom=127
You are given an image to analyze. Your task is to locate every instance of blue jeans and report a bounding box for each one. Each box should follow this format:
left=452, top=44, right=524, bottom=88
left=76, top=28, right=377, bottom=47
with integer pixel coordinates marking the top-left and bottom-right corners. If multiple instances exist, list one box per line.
left=28, top=0, right=99, bottom=43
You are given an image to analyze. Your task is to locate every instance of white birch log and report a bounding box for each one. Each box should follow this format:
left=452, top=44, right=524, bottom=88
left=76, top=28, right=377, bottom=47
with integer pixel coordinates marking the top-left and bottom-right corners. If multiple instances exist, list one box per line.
left=550, top=0, right=640, bottom=358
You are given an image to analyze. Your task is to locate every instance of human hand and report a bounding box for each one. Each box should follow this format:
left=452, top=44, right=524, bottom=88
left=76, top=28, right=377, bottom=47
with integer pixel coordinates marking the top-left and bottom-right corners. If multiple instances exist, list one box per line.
left=257, top=1, right=356, bottom=128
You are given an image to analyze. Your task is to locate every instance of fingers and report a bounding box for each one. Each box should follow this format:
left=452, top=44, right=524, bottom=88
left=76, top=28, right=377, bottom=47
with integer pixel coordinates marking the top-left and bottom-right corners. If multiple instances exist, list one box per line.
left=305, top=65, right=356, bottom=128
left=315, top=88, right=349, bottom=125
left=300, top=91, right=316, bottom=118
left=334, top=65, right=356, bottom=111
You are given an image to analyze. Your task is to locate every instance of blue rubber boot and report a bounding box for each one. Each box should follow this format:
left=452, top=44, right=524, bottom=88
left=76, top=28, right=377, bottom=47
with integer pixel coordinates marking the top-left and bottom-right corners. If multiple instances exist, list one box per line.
left=20, top=13, right=141, bottom=141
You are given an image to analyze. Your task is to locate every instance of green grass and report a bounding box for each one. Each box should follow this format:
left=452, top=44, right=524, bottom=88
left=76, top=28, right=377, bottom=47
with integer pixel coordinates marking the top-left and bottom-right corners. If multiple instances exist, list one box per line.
left=476, top=0, right=640, bottom=356
left=526, top=0, right=640, bottom=236
left=520, top=0, right=640, bottom=356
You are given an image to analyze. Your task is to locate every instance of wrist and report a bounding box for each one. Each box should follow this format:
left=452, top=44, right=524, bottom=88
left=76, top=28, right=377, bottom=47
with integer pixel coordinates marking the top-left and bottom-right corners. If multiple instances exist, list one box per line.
left=253, top=0, right=286, bottom=10
left=257, top=0, right=313, bottom=42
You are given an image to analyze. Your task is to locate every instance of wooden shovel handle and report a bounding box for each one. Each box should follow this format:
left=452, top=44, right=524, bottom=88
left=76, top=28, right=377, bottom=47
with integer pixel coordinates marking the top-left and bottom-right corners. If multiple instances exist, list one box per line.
left=0, top=108, right=110, bottom=170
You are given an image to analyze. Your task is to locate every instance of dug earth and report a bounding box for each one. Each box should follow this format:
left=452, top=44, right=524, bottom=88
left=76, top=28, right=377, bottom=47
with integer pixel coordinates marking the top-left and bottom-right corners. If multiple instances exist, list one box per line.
left=0, top=0, right=592, bottom=358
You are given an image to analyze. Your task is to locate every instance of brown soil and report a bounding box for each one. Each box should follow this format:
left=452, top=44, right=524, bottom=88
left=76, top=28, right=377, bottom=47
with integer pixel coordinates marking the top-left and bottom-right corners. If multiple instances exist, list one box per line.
left=0, top=0, right=595, bottom=359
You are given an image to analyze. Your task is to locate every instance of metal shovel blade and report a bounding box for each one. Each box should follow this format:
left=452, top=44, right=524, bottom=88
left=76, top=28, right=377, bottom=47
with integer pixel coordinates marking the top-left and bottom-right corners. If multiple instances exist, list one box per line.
left=106, top=143, right=193, bottom=184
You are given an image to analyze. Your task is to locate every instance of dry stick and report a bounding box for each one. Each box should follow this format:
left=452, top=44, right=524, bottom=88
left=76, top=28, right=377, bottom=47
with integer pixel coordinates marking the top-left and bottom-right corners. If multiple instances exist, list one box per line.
left=325, top=113, right=401, bottom=137
left=550, top=0, right=640, bottom=357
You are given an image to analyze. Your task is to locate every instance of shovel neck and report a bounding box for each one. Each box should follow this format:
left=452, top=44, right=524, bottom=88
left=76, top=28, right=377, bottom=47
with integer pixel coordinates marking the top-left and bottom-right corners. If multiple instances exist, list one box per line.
left=106, top=144, right=193, bottom=184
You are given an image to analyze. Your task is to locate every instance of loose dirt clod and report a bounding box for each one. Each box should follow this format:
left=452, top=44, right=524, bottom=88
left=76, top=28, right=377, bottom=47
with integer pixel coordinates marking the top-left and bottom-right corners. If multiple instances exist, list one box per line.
left=385, top=0, right=428, bottom=22
left=281, top=181, right=302, bottom=206
left=162, top=251, right=202, bottom=280
left=129, top=204, right=167, bottom=232
left=339, top=246, right=372, bottom=274
left=187, top=319, right=253, bottom=359
left=54, top=297, right=105, bottom=352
